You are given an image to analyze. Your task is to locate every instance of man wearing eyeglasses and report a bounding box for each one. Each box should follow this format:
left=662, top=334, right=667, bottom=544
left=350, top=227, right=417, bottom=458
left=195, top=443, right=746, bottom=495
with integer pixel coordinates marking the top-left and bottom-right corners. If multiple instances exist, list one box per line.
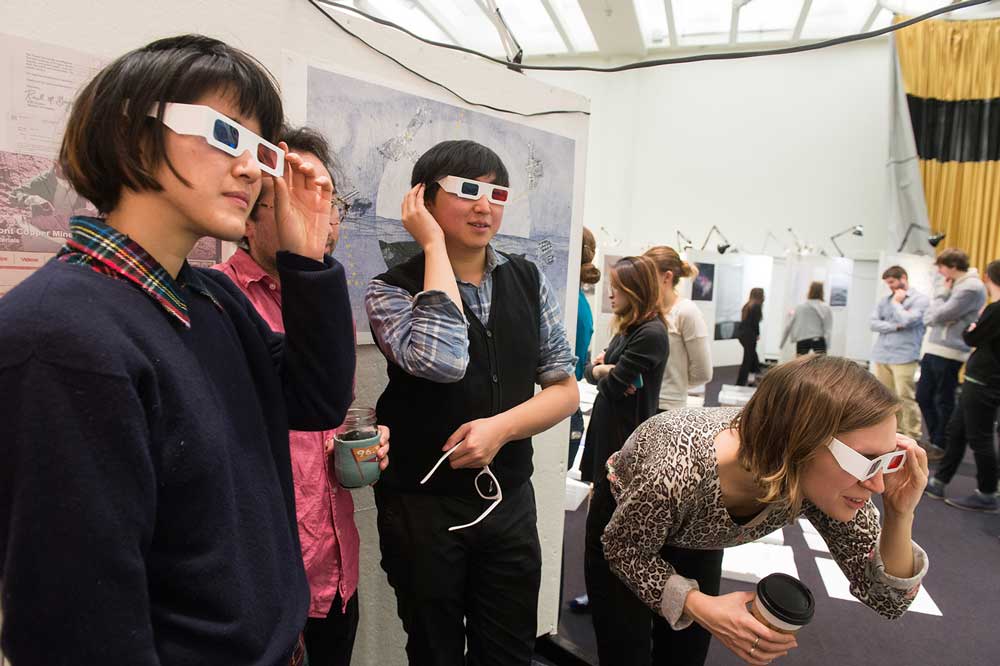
left=365, top=140, right=580, bottom=665
left=214, top=126, right=378, bottom=666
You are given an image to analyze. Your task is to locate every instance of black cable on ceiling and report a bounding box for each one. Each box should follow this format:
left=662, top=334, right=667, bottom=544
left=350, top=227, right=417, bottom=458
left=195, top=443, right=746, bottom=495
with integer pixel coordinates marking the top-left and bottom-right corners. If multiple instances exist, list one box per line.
left=305, top=0, right=992, bottom=117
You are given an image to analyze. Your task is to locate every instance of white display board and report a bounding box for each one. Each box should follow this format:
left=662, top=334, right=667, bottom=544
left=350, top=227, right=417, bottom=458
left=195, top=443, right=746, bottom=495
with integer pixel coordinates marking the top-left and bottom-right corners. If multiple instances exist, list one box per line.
left=684, top=250, right=775, bottom=368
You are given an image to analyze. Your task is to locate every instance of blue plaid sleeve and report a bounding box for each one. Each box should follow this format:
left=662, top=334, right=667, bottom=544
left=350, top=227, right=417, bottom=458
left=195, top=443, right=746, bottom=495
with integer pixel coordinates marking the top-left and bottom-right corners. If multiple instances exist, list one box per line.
left=537, top=270, right=577, bottom=385
left=365, top=279, right=470, bottom=383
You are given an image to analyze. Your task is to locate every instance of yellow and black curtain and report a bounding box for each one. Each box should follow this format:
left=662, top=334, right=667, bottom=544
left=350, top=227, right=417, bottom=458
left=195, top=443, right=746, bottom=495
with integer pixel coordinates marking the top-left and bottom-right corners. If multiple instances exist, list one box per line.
left=895, top=16, right=1000, bottom=272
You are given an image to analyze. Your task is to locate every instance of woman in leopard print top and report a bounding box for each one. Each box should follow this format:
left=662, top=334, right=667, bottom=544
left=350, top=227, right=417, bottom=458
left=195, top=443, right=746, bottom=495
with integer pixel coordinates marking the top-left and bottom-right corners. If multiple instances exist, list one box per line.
left=604, top=354, right=929, bottom=665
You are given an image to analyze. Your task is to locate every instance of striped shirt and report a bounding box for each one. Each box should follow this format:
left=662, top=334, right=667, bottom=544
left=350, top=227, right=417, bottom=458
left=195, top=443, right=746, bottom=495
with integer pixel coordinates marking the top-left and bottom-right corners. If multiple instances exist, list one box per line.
left=56, top=216, right=220, bottom=327
left=365, top=245, right=576, bottom=385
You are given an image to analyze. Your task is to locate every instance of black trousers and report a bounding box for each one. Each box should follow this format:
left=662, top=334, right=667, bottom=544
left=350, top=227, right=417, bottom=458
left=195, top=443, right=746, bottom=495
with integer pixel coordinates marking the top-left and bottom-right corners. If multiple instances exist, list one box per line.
left=303, top=592, right=359, bottom=666
left=795, top=337, right=826, bottom=356
left=375, top=482, right=541, bottom=666
left=916, top=353, right=964, bottom=449
left=585, top=481, right=723, bottom=666
left=935, top=381, right=1000, bottom=493
left=736, top=338, right=760, bottom=386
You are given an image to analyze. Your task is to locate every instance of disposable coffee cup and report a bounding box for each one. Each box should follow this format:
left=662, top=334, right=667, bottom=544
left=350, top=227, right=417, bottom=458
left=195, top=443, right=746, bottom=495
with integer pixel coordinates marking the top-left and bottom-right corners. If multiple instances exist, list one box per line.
left=330, top=408, right=381, bottom=489
left=750, top=573, right=814, bottom=634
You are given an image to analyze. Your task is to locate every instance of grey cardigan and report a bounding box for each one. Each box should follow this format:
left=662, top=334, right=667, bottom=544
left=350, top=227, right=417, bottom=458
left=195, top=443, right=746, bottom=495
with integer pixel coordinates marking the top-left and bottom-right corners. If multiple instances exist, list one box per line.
left=781, top=299, right=832, bottom=348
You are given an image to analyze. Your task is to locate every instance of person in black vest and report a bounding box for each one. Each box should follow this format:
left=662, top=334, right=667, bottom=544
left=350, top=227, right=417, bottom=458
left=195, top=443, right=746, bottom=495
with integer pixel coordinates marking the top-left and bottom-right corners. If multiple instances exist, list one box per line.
left=364, top=140, right=579, bottom=666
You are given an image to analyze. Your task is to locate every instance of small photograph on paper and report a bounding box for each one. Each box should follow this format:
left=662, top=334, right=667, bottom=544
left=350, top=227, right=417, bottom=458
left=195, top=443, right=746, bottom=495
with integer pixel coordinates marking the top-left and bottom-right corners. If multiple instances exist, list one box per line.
left=691, top=262, right=715, bottom=301
left=0, top=151, right=91, bottom=253
left=601, top=254, right=622, bottom=314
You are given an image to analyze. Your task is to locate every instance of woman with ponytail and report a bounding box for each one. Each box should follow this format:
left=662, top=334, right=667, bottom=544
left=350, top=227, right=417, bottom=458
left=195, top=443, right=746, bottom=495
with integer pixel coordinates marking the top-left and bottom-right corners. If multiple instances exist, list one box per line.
left=644, top=246, right=713, bottom=410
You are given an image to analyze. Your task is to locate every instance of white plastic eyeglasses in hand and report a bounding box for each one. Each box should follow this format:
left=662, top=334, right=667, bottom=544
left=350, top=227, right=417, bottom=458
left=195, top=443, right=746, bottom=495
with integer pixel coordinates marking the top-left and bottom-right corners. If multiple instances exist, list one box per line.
left=421, top=440, right=503, bottom=531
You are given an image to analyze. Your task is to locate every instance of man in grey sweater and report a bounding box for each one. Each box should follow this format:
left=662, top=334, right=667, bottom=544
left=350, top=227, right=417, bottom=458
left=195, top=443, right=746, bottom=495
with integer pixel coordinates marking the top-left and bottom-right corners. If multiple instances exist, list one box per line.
left=916, top=248, right=987, bottom=458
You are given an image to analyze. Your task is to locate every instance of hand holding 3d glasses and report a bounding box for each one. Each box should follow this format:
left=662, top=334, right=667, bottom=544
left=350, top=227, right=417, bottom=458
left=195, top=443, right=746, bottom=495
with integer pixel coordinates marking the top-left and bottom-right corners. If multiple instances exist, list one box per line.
left=273, top=143, right=335, bottom=262
left=442, top=417, right=510, bottom=470
left=879, top=434, right=928, bottom=518
left=421, top=438, right=503, bottom=531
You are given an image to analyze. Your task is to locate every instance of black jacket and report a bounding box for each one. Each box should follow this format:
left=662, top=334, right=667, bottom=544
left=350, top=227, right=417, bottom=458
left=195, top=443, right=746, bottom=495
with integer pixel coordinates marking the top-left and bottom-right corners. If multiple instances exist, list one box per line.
left=581, top=317, right=669, bottom=484
left=964, top=301, right=1000, bottom=386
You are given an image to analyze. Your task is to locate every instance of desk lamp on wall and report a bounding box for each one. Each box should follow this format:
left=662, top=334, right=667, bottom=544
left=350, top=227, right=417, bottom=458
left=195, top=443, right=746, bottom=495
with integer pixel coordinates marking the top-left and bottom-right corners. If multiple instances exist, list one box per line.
left=676, top=230, right=694, bottom=252
left=897, top=223, right=946, bottom=254
left=830, top=224, right=863, bottom=257
left=700, top=225, right=734, bottom=254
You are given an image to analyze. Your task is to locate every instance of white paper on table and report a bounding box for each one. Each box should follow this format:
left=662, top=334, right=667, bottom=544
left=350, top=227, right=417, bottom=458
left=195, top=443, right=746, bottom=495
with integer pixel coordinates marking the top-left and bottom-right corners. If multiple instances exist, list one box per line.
left=814, top=557, right=941, bottom=616
left=722, top=542, right=799, bottom=584
left=798, top=518, right=819, bottom=534
left=565, top=477, right=590, bottom=512
left=578, top=380, right=598, bottom=410
left=755, top=528, right=785, bottom=546
left=802, top=531, right=830, bottom=553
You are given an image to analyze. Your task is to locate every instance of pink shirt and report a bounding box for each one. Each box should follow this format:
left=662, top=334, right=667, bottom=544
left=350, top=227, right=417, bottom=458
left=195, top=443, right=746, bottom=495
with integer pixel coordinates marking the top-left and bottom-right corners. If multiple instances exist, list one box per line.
left=214, top=249, right=359, bottom=616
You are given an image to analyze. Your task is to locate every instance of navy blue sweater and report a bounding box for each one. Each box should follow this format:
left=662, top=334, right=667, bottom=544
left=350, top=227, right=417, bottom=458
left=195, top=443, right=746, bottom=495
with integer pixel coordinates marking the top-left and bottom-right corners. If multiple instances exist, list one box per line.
left=0, top=252, right=355, bottom=665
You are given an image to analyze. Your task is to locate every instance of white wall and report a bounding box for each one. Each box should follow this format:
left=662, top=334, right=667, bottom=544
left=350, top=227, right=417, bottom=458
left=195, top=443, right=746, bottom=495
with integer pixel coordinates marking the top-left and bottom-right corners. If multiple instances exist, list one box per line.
left=0, top=2, right=589, bottom=664
left=531, top=38, right=893, bottom=263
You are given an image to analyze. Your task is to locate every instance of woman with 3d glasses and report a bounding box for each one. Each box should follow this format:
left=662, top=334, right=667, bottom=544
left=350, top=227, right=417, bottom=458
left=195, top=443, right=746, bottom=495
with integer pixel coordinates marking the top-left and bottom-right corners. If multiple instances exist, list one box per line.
left=602, top=354, right=929, bottom=666
left=581, top=255, right=669, bottom=666
left=0, top=36, right=355, bottom=664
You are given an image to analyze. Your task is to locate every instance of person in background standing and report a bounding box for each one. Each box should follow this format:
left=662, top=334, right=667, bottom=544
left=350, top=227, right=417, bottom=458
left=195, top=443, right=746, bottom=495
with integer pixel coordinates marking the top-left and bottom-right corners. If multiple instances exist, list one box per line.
left=643, top=245, right=712, bottom=410
left=737, top=287, right=765, bottom=386
left=925, top=259, right=1000, bottom=511
left=569, top=226, right=601, bottom=469
left=781, top=281, right=832, bottom=355
left=582, top=255, right=669, bottom=666
left=916, top=248, right=987, bottom=458
left=213, top=125, right=389, bottom=666
left=870, top=265, right=929, bottom=443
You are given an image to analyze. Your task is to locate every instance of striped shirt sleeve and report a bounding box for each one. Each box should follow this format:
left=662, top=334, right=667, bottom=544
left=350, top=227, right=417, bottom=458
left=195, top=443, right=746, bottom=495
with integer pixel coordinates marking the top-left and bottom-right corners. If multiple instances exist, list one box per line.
left=536, top=269, right=577, bottom=385
left=365, top=279, right=470, bottom=383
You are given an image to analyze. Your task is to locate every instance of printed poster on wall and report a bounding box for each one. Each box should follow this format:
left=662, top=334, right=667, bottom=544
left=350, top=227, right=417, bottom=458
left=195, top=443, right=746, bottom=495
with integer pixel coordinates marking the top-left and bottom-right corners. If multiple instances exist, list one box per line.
left=0, top=35, right=222, bottom=299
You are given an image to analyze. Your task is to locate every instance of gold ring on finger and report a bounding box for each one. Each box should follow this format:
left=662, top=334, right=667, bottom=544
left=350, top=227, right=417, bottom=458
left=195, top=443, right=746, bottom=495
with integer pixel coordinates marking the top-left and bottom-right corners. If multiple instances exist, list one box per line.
left=753, top=636, right=761, bottom=649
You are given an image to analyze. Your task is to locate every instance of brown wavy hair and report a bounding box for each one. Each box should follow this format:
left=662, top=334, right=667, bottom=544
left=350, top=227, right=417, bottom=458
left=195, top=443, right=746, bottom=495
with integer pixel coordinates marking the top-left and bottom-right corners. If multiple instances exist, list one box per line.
left=580, top=227, right=601, bottom=285
left=610, top=256, right=664, bottom=334
left=732, top=354, right=900, bottom=515
left=644, top=245, right=696, bottom=287
left=741, top=287, right=765, bottom=320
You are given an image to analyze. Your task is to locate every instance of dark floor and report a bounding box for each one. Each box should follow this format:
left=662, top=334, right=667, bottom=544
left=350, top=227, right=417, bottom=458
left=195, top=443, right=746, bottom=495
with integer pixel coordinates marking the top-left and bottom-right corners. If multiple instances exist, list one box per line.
left=553, top=365, right=1000, bottom=665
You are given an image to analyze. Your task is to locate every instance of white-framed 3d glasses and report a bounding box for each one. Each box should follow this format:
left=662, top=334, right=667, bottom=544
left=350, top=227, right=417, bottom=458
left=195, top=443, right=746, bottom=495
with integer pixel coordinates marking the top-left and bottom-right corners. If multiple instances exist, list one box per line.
left=437, top=175, right=510, bottom=206
left=421, top=440, right=502, bottom=531
left=148, top=102, right=285, bottom=177
left=827, top=437, right=906, bottom=482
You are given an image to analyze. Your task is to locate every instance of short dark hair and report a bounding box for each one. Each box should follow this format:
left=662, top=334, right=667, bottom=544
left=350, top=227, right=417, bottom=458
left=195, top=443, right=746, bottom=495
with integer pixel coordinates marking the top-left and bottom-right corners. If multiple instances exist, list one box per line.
left=882, top=265, right=907, bottom=280
left=934, top=248, right=970, bottom=271
left=60, top=34, right=283, bottom=214
left=986, top=259, right=1000, bottom=286
left=411, top=140, right=509, bottom=203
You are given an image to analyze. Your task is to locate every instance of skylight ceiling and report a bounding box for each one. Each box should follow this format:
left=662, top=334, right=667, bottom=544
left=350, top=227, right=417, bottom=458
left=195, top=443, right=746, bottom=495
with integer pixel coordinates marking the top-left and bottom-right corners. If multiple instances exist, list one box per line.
left=324, top=1, right=963, bottom=58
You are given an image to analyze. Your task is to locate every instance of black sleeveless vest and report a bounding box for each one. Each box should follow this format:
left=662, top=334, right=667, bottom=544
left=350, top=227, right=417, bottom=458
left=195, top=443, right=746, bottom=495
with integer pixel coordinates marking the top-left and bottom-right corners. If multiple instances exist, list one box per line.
left=374, top=251, right=541, bottom=495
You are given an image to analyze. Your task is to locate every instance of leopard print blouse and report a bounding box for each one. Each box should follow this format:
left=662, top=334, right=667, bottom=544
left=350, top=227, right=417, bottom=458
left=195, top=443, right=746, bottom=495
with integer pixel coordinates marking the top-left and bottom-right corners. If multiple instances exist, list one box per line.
left=604, top=407, right=928, bottom=630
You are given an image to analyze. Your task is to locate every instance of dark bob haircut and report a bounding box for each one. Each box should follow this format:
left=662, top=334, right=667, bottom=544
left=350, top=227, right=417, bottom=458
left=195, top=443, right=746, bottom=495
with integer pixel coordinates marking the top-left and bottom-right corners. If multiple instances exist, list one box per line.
left=411, top=140, right=510, bottom=204
left=59, top=34, right=283, bottom=214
